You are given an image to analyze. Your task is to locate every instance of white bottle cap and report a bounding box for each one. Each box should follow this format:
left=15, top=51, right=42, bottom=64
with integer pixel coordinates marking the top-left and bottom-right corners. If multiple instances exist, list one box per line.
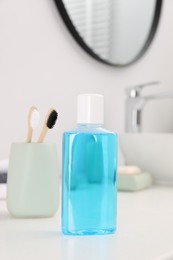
left=77, top=94, right=104, bottom=124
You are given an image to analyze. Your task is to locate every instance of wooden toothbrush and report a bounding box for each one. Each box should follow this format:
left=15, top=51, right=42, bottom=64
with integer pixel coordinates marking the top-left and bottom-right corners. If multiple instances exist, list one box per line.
left=37, top=108, right=58, bottom=143
left=26, top=106, right=40, bottom=143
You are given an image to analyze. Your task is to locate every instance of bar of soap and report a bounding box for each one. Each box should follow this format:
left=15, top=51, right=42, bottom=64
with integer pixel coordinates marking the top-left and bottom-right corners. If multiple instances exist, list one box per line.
left=118, top=172, right=152, bottom=191
left=118, top=166, right=142, bottom=175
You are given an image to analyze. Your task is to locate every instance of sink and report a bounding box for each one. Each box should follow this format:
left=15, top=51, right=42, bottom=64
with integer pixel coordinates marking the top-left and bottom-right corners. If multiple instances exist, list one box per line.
left=119, top=134, right=173, bottom=185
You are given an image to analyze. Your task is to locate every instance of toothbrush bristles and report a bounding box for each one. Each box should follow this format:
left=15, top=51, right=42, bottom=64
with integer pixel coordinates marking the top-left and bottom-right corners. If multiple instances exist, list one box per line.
left=47, top=110, right=58, bottom=129
left=26, top=106, right=39, bottom=143
left=30, top=109, right=40, bottom=130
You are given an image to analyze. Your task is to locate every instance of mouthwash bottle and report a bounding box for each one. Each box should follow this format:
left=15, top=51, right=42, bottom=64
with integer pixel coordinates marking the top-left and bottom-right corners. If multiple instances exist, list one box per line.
left=62, top=94, right=118, bottom=235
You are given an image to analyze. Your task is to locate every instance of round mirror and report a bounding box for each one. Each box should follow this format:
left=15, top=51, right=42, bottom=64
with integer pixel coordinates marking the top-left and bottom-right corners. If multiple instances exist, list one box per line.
left=54, top=0, right=162, bottom=67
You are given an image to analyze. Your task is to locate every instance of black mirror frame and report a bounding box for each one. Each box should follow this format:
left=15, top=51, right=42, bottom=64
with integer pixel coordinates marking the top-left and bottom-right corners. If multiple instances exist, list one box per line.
left=53, top=0, right=163, bottom=67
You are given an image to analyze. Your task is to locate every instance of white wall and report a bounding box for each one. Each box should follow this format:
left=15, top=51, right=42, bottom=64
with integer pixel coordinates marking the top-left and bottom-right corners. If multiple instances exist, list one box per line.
left=0, top=0, right=173, bottom=166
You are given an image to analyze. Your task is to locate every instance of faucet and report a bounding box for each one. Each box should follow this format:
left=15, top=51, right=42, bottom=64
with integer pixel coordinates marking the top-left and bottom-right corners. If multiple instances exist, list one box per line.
left=125, top=81, right=173, bottom=133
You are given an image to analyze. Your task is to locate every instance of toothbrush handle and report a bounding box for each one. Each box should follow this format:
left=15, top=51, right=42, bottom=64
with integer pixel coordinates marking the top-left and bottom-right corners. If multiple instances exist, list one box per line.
left=37, top=126, right=48, bottom=143
left=26, top=126, right=32, bottom=143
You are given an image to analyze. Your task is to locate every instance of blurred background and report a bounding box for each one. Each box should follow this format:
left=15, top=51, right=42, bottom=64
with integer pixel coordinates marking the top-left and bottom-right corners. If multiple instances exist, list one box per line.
left=0, top=0, right=173, bottom=168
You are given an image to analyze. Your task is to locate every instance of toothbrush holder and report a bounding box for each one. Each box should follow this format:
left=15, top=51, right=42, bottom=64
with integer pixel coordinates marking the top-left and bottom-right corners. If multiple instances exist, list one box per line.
left=7, top=143, right=59, bottom=218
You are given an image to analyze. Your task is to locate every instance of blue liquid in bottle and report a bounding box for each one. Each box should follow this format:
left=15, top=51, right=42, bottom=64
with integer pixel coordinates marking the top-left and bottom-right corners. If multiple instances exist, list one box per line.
left=62, top=125, right=118, bottom=235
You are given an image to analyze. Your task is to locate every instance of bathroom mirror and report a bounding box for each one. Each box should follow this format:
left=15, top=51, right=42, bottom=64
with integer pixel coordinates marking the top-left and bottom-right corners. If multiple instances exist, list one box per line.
left=54, top=0, right=162, bottom=67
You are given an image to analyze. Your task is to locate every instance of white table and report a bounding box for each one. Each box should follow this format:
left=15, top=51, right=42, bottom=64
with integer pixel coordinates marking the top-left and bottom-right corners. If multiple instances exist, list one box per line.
left=1, top=186, right=173, bottom=260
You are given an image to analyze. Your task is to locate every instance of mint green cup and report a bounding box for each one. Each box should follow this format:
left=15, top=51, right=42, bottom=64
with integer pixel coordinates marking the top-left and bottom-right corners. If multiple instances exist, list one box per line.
left=7, top=143, right=59, bottom=218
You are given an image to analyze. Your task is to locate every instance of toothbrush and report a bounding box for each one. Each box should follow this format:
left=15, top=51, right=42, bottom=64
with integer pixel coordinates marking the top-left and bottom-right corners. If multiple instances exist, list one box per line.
left=37, top=108, right=58, bottom=143
left=26, top=106, right=40, bottom=143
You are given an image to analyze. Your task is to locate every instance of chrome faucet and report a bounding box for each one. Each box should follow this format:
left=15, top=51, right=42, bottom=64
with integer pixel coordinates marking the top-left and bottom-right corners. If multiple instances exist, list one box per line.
left=125, top=81, right=172, bottom=133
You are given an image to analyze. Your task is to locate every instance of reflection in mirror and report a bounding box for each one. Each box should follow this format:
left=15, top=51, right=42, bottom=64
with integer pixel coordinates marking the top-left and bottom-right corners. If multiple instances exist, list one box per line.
left=54, top=0, right=162, bottom=66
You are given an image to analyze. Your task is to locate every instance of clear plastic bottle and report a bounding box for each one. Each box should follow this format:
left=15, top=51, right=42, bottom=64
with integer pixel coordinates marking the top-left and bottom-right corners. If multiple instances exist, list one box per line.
left=62, top=94, right=118, bottom=235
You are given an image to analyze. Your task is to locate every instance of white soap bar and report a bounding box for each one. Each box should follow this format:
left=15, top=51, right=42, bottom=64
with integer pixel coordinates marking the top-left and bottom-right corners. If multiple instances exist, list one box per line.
left=118, top=165, right=142, bottom=175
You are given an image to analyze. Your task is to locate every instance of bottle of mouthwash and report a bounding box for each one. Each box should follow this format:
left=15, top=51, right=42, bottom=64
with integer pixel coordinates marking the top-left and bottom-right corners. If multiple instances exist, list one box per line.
left=62, top=94, right=118, bottom=235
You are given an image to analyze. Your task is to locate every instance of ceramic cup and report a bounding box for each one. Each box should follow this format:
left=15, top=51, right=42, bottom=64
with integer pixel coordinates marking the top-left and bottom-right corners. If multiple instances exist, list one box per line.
left=7, top=143, right=59, bottom=218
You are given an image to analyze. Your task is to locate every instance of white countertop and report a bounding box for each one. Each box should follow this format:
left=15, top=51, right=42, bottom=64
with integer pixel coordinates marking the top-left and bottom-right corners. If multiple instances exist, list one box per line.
left=1, top=185, right=173, bottom=260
